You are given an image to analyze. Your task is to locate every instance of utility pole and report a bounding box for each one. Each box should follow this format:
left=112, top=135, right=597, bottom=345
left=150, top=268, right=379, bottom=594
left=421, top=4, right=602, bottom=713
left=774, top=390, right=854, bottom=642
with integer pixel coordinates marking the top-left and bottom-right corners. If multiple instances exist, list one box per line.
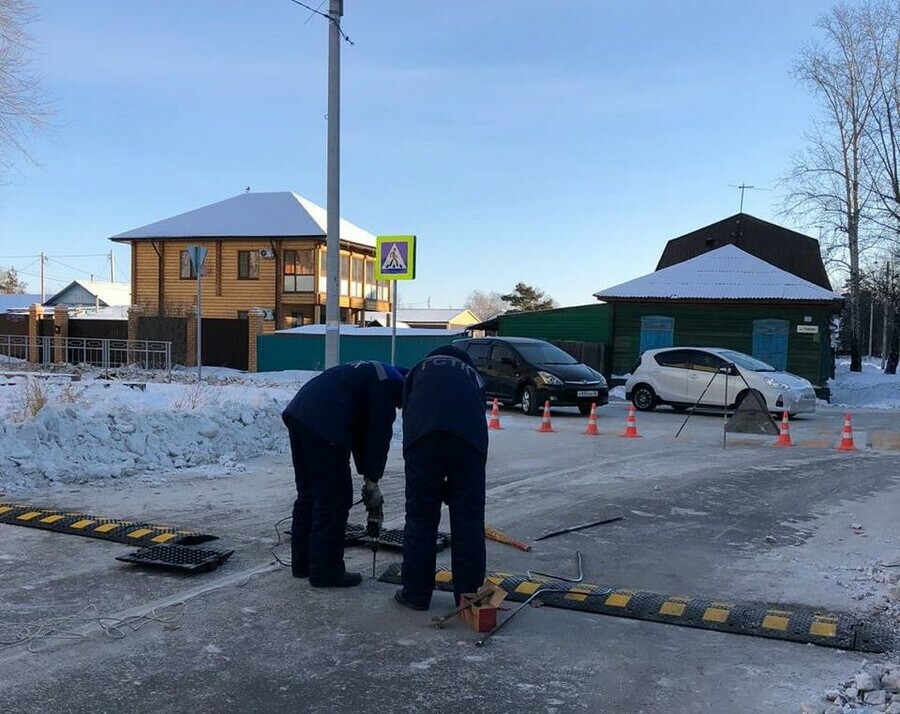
left=324, top=0, right=343, bottom=369
left=109, top=250, right=115, bottom=283
left=39, top=252, right=45, bottom=303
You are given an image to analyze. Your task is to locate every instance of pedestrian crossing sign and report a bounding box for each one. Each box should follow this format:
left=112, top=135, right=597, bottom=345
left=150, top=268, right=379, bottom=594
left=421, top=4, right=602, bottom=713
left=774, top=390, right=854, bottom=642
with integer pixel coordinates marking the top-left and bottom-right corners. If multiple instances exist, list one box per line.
left=376, top=235, right=416, bottom=280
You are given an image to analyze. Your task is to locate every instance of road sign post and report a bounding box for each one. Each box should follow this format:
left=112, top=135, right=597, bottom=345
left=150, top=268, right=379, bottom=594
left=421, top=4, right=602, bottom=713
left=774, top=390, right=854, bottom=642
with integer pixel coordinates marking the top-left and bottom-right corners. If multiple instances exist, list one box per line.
left=376, top=235, right=416, bottom=365
left=187, top=246, right=208, bottom=380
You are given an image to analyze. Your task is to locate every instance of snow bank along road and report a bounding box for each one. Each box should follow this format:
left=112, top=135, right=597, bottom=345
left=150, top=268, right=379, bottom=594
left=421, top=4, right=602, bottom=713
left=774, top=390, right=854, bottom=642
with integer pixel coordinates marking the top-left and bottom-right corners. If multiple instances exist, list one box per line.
left=2, top=379, right=900, bottom=713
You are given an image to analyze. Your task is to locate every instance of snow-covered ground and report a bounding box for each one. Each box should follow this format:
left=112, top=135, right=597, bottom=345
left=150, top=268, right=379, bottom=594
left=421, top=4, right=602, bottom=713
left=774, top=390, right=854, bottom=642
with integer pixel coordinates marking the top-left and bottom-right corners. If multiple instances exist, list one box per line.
left=2, top=358, right=898, bottom=492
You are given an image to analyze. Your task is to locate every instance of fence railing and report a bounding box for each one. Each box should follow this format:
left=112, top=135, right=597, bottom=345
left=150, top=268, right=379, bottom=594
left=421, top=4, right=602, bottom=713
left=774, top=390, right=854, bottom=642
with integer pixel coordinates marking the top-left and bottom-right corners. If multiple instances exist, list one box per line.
left=0, top=335, right=172, bottom=371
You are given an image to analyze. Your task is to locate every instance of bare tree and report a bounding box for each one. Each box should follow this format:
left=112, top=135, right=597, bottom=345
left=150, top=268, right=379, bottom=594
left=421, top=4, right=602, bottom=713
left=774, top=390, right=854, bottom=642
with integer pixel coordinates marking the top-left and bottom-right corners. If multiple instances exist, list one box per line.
left=0, top=265, right=27, bottom=293
left=861, top=2, right=900, bottom=239
left=0, top=0, right=49, bottom=175
left=782, top=4, right=881, bottom=372
left=464, top=290, right=506, bottom=321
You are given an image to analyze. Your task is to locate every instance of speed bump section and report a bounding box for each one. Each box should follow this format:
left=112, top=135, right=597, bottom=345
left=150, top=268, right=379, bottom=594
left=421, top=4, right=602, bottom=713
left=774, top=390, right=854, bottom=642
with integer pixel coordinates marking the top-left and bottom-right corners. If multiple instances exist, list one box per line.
left=377, top=564, right=894, bottom=653
left=0, top=501, right=217, bottom=548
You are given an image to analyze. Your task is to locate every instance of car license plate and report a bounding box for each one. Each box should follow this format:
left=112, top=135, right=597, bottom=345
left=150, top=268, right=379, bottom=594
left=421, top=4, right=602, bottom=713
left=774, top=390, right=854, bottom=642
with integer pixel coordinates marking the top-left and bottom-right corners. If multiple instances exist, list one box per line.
left=577, top=390, right=598, bottom=398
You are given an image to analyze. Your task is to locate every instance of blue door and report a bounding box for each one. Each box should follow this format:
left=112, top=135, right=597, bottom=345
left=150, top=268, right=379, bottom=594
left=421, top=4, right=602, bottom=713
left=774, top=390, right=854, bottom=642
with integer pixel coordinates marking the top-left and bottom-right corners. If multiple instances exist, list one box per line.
left=752, top=319, right=789, bottom=370
left=639, top=316, right=674, bottom=353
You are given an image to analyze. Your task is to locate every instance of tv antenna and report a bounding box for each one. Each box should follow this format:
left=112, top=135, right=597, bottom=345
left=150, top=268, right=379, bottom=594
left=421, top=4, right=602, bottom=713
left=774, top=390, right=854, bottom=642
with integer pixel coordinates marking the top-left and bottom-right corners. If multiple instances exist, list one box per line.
left=728, top=183, right=772, bottom=213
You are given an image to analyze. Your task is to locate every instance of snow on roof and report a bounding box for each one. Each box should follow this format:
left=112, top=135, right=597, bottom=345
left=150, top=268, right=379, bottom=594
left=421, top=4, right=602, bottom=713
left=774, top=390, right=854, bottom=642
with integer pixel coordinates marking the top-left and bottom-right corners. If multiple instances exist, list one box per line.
left=44, top=280, right=131, bottom=307
left=0, top=293, right=42, bottom=313
left=276, top=325, right=464, bottom=337
left=365, top=309, right=479, bottom=325
left=69, top=305, right=130, bottom=320
left=110, top=191, right=376, bottom=247
left=594, top=245, right=842, bottom=302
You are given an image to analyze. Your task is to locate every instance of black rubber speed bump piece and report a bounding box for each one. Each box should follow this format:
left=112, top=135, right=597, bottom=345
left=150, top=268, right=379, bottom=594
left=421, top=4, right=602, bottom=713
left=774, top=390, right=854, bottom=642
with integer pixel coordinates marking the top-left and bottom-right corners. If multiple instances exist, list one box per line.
left=345, top=523, right=450, bottom=552
left=0, top=501, right=217, bottom=548
left=116, top=544, right=234, bottom=573
left=377, top=564, right=895, bottom=653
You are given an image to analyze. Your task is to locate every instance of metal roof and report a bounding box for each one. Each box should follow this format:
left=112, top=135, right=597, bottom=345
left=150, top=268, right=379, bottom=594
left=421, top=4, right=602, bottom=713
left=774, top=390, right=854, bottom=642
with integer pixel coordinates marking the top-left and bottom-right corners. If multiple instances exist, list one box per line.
left=43, top=280, right=132, bottom=307
left=109, top=191, right=376, bottom=247
left=595, top=244, right=843, bottom=302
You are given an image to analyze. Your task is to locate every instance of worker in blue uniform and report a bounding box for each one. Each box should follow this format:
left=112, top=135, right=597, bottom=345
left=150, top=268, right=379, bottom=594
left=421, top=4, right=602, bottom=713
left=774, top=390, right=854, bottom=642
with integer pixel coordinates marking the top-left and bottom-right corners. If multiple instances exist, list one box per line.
left=395, top=345, right=489, bottom=610
left=282, top=361, right=407, bottom=588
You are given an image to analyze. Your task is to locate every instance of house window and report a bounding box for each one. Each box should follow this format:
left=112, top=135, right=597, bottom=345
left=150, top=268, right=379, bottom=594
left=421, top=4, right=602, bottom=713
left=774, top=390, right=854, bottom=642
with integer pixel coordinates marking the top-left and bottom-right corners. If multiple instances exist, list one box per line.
left=238, top=250, right=260, bottom=280
left=639, top=315, right=674, bottom=353
left=340, top=253, right=350, bottom=295
left=351, top=256, right=364, bottom=298
left=180, top=250, right=197, bottom=279
left=365, top=259, right=376, bottom=299
left=283, top=249, right=315, bottom=293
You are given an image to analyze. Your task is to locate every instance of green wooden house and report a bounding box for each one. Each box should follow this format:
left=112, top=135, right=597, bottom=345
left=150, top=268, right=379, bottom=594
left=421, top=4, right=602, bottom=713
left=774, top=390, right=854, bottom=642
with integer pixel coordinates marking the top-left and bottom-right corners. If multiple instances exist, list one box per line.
left=593, top=244, right=842, bottom=398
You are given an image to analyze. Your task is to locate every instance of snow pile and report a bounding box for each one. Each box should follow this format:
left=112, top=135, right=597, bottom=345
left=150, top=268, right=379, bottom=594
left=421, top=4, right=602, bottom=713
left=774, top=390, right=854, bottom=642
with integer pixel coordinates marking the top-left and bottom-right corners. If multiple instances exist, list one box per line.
left=0, top=374, right=306, bottom=490
left=803, top=661, right=900, bottom=713
left=828, top=359, right=900, bottom=410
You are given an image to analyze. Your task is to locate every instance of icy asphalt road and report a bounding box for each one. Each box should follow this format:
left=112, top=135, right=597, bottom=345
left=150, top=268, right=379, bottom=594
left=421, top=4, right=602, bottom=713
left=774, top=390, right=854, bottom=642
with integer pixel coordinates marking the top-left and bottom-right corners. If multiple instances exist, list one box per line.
left=1, top=403, right=899, bottom=713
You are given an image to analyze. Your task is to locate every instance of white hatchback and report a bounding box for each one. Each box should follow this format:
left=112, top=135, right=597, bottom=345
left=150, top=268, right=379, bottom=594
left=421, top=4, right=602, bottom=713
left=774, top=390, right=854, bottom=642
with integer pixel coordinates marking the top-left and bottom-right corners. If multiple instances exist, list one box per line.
left=624, top=347, right=817, bottom=416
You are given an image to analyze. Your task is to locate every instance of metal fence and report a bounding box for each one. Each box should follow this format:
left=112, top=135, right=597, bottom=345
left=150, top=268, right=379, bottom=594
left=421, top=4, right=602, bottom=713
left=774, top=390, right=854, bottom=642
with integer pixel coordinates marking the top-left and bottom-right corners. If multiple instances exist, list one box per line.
left=0, top=335, right=172, bottom=371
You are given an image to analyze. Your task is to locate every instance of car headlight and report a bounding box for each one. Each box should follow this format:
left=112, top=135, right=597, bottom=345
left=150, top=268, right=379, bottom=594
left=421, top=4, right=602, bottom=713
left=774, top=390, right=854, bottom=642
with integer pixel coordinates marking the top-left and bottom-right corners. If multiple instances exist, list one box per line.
left=764, top=377, right=791, bottom=390
left=591, top=369, right=608, bottom=387
left=537, top=371, right=563, bottom=386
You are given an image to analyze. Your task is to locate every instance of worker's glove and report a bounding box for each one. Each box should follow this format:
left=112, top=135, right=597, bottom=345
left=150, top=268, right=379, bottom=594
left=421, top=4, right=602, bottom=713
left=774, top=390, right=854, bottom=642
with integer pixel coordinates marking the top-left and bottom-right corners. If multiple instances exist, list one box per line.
left=362, top=479, right=384, bottom=539
left=361, top=479, right=384, bottom=510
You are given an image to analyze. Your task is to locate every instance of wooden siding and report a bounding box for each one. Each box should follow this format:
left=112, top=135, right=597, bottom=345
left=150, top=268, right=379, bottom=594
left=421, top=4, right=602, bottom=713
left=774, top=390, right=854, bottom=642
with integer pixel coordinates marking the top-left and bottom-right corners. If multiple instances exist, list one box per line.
left=608, top=302, right=834, bottom=386
left=129, top=238, right=385, bottom=320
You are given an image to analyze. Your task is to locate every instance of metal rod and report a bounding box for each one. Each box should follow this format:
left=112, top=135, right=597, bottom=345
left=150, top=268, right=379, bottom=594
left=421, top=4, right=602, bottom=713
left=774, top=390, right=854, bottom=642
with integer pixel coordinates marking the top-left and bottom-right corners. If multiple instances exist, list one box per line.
left=534, top=516, right=623, bottom=542
left=475, top=589, right=549, bottom=647
left=527, top=550, right=583, bottom=583
left=391, top=280, right=397, bottom=364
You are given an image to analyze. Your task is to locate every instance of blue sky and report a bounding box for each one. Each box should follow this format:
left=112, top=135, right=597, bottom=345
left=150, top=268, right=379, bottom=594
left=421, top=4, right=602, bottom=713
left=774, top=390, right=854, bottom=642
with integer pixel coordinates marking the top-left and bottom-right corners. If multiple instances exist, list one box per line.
left=1, top=0, right=837, bottom=306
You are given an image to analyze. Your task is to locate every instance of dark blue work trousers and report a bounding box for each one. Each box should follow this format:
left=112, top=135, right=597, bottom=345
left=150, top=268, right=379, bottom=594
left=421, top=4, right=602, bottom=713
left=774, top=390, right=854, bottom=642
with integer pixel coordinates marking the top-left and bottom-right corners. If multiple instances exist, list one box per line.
left=287, top=421, right=353, bottom=586
left=401, top=432, right=486, bottom=608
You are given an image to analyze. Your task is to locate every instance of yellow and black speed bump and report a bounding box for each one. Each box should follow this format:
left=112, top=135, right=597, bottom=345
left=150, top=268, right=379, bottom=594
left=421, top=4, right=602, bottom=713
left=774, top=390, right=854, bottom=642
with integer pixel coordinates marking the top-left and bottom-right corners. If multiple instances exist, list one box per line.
left=378, top=564, right=894, bottom=653
left=0, top=502, right=217, bottom=548
left=344, top=523, right=451, bottom=552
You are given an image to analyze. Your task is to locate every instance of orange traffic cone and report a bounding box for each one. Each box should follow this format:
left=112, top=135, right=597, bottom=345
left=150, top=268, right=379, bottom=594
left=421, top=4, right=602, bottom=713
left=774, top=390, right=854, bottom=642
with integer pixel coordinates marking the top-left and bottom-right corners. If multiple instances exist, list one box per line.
left=620, top=405, right=641, bottom=438
left=538, top=401, right=555, bottom=433
left=488, top=398, right=503, bottom=430
left=837, top=413, right=858, bottom=451
left=584, top=403, right=600, bottom=435
left=774, top=411, right=793, bottom=447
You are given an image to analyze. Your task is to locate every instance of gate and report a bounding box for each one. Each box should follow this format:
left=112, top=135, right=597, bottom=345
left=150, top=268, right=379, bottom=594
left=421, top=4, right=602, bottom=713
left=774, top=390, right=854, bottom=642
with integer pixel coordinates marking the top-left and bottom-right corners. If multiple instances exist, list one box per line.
left=201, top=318, right=249, bottom=370
left=139, top=316, right=187, bottom=365
left=0, top=314, right=28, bottom=337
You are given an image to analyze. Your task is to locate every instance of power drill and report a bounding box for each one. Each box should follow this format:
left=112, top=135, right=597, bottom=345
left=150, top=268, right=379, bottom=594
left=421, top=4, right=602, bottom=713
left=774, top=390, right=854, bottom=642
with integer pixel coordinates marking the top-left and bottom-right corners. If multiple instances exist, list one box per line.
left=366, top=501, right=383, bottom=578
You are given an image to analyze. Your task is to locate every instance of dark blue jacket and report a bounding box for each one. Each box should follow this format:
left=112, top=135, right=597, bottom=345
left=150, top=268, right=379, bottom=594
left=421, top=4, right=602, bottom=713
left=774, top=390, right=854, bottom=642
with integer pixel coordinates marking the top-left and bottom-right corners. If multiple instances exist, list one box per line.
left=282, top=361, right=405, bottom=483
left=403, top=345, right=488, bottom=456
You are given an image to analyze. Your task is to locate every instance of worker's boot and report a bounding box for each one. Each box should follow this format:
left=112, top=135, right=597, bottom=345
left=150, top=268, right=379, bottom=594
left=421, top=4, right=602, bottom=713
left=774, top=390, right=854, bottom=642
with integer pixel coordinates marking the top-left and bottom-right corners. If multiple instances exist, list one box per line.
left=394, top=589, right=428, bottom=611
left=310, top=571, right=363, bottom=588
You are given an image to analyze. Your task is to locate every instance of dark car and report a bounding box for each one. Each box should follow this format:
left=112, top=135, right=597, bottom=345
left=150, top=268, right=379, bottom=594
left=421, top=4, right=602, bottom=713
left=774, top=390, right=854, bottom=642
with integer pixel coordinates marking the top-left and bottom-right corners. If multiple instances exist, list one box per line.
left=454, top=337, right=609, bottom=415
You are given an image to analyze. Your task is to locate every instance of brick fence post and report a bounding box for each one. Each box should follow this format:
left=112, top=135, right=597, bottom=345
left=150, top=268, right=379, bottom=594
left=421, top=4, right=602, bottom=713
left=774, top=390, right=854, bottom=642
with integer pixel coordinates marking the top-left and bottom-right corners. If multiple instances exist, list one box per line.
left=248, top=308, right=265, bottom=373
left=127, top=305, right=141, bottom=365
left=186, top=314, right=197, bottom=367
left=27, top=304, right=43, bottom=363
left=53, top=305, right=68, bottom=364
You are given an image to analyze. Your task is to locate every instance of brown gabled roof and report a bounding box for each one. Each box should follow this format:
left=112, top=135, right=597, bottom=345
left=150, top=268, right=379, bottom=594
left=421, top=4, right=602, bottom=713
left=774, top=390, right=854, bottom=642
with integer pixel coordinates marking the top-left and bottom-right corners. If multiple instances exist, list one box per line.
left=655, top=213, right=832, bottom=290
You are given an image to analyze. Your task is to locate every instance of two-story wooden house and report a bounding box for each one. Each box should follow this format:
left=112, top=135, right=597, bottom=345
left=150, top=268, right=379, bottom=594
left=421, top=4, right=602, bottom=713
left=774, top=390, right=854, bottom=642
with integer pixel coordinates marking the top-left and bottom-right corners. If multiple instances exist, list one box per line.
left=110, top=191, right=392, bottom=327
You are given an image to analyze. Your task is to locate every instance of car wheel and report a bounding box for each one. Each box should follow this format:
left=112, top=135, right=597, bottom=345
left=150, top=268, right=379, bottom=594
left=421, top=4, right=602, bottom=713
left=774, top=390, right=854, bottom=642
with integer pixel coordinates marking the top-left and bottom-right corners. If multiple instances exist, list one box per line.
left=631, top=384, right=657, bottom=412
left=520, top=385, right=540, bottom=416
left=578, top=404, right=593, bottom=416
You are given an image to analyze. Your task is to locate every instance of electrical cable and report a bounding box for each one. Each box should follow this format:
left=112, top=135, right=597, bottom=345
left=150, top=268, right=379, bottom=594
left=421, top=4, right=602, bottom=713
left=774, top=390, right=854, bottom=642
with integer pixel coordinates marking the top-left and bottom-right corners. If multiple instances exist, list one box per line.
left=284, top=0, right=354, bottom=44
left=269, top=498, right=365, bottom=568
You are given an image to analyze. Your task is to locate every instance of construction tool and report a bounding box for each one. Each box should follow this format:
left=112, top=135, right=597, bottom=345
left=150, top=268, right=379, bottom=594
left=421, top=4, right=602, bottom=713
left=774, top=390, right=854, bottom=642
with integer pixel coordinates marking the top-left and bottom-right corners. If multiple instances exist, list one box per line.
left=527, top=550, right=583, bottom=583
left=366, top=501, right=384, bottom=579
left=475, top=588, right=549, bottom=647
left=534, top=516, right=624, bottom=541
left=484, top=524, right=532, bottom=552
left=432, top=584, right=496, bottom=629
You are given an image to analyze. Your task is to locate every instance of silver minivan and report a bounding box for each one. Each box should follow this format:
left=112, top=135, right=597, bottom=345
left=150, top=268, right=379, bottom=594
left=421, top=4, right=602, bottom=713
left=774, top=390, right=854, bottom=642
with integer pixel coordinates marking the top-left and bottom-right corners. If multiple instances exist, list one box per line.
left=624, top=347, right=817, bottom=416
